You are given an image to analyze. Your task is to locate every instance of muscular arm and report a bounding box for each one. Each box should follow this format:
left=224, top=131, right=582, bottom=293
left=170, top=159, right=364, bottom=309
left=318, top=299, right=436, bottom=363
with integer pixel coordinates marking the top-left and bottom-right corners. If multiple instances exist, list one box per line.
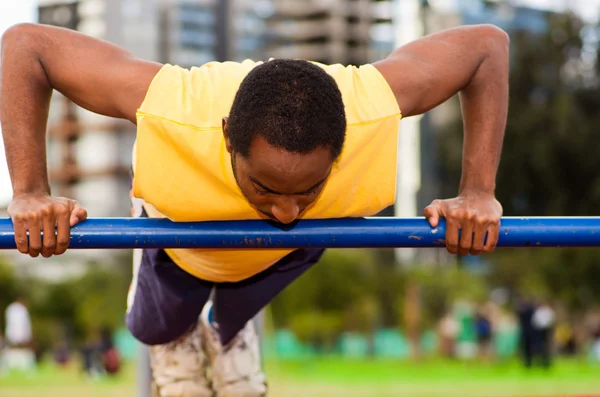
left=1, top=23, right=161, bottom=196
left=373, top=24, right=510, bottom=255
left=1, top=23, right=161, bottom=257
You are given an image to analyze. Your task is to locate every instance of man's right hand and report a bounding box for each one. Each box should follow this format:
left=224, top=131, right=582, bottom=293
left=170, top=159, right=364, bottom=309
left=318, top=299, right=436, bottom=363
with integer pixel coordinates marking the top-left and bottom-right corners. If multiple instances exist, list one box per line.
left=2, top=24, right=158, bottom=258
left=7, top=194, right=88, bottom=258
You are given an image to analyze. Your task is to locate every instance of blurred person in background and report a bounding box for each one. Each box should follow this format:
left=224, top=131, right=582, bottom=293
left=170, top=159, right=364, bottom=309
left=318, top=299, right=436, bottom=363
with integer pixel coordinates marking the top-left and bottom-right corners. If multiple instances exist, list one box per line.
left=555, top=321, right=577, bottom=357
left=2, top=21, right=509, bottom=397
left=53, top=340, right=71, bottom=368
left=99, top=326, right=120, bottom=376
left=80, top=326, right=121, bottom=379
left=0, top=330, right=4, bottom=373
left=455, top=301, right=478, bottom=360
left=475, top=305, right=493, bottom=362
left=531, top=300, right=555, bottom=369
left=591, top=324, right=600, bottom=362
left=438, top=310, right=459, bottom=358
left=3, top=297, right=36, bottom=373
left=516, top=297, right=536, bottom=368
left=51, top=325, right=74, bottom=368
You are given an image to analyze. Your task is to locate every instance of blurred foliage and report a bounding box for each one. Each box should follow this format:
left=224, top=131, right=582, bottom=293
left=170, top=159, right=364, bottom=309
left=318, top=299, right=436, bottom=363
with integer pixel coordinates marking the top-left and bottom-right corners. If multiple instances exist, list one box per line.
left=1, top=10, right=600, bottom=358
left=0, top=253, right=132, bottom=355
left=488, top=248, right=600, bottom=313
left=270, top=250, right=491, bottom=348
left=0, top=258, right=24, bottom=329
left=438, top=12, right=600, bottom=316
left=272, top=10, right=600, bottom=345
left=440, top=13, right=600, bottom=215
left=270, top=249, right=389, bottom=349
left=73, top=263, right=131, bottom=335
left=400, top=266, right=489, bottom=330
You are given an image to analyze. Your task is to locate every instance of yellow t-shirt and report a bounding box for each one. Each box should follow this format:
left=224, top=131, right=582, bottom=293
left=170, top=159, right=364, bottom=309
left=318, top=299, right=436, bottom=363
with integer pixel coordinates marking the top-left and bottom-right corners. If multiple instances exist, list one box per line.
left=133, top=60, right=401, bottom=282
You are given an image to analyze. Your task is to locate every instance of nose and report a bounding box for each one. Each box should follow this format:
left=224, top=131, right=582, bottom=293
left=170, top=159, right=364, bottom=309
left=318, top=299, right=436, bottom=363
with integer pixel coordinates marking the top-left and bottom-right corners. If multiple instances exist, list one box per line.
left=271, top=198, right=300, bottom=224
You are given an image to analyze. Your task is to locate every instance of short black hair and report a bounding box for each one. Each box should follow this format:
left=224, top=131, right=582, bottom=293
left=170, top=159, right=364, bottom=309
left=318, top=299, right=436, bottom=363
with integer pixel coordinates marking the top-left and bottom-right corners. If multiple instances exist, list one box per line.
left=227, top=59, right=346, bottom=160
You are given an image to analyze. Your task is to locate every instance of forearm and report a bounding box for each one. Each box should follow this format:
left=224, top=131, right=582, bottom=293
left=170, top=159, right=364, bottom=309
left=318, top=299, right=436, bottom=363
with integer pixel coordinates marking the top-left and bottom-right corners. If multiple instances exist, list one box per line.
left=458, top=31, right=509, bottom=195
left=1, top=25, right=53, bottom=196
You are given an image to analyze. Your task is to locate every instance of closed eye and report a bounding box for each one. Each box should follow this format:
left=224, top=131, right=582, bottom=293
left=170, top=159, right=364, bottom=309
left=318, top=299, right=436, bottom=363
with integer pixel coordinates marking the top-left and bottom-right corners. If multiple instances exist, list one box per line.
left=302, top=186, right=320, bottom=195
left=254, top=184, right=320, bottom=196
left=250, top=175, right=328, bottom=196
left=253, top=186, right=270, bottom=196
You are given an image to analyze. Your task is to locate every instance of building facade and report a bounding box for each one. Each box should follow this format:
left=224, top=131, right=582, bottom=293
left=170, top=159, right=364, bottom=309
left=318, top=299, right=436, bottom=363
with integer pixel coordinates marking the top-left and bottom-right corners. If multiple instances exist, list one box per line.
left=1, top=0, right=395, bottom=278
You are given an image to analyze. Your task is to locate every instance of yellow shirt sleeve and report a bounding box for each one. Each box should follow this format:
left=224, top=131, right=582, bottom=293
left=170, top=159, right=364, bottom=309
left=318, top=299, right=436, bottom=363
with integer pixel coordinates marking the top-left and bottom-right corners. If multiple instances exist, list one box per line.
left=317, top=62, right=401, bottom=125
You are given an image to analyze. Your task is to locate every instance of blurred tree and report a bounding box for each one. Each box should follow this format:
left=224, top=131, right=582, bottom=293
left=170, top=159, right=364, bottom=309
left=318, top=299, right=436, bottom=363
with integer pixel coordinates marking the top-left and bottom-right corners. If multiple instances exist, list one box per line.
left=437, top=12, right=600, bottom=313
left=289, top=311, right=344, bottom=351
left=0, top=252, right=134, bottom=356
left=439, top=12, right=598, bottom=215
left=72, top=255, right=132, bottom=335
left=398, top=266, right=489, bottom=331
left=0, top=258, right=23, bottom=331
left=270, top=249, right=404, bottom=346
left=28, top=278, right=80, bottom=354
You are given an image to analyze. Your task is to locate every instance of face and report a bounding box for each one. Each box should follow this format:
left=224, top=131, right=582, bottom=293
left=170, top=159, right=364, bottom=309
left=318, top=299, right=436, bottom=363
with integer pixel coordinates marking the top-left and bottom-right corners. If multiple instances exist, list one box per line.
left=223, top=118, right=333, bottom=224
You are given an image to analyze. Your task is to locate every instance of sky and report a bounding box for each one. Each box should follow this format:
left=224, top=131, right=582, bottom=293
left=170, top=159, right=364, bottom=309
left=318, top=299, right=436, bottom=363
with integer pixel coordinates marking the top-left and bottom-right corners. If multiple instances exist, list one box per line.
left=0, top=0, right=598, bottom=206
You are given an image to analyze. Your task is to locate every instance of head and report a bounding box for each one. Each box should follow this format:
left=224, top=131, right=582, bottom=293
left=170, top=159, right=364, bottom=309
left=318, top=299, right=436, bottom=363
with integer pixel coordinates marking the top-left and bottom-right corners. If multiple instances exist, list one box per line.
left=224, top=59, right=346, bottom=224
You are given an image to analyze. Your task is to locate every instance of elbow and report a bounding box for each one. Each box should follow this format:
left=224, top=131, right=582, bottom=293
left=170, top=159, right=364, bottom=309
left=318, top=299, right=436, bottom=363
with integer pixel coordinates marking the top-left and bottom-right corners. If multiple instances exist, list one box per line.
left=2, top=23, right=33, bottom=43
left=1, top=23, right=52, bottom=90
left=472, top=24, right=510, bottom=55
left=2, top=23, right=40, bottom=53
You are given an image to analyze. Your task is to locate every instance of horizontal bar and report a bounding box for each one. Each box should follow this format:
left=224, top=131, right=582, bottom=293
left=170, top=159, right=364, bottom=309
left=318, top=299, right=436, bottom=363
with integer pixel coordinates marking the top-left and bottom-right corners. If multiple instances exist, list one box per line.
left=1, top=217, right=600, bottom=250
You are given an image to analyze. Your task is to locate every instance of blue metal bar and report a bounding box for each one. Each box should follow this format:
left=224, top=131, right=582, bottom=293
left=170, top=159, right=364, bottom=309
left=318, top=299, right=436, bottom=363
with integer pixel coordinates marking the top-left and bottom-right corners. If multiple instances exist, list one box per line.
left=1, top=217, right=600, bottom=249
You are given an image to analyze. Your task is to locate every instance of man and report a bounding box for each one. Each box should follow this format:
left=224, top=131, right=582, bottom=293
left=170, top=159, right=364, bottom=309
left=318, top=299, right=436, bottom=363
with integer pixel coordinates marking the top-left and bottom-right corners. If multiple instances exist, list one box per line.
left=4, top=298, right=32, bottom=348
left=1, top=22, right=507, bottom=396
left=3, top=297, right=35, bottom=373
left=531, top=300, right=555, bottom=369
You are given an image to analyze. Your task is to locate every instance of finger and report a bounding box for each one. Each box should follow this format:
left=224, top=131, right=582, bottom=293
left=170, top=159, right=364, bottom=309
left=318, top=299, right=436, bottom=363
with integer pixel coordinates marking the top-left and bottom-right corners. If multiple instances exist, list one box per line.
left=458, top=222, right=474, bottom=257
left=424, top=200, right=442, bottom=227
left=445, top=217, right=460, bottom=255
left=12, top=216, right=29, bottom=255
left=27, top=216, right=42, bottom=258
left=70, top=202, right=88, bottom=226
left=483, top=222, right=500, bottom=253
left=55, top=204, right=71, bottom=256
left=470, top=221, right=489, bottom=256
left=41, top=210, right=57, bottom=258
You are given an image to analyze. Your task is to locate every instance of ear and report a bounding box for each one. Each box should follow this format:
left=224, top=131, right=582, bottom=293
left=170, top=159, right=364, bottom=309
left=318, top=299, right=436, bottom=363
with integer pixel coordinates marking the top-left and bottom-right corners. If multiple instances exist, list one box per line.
left=222, top=117, right=233, bottom=153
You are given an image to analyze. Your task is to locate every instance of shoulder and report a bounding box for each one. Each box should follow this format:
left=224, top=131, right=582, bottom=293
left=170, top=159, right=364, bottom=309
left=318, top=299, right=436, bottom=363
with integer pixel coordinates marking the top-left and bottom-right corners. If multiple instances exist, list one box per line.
left=144, top=60, right=261, bottom=95
left=137, top=60, right=263, bottom=128
left=313, top=61, right=402, bottom=123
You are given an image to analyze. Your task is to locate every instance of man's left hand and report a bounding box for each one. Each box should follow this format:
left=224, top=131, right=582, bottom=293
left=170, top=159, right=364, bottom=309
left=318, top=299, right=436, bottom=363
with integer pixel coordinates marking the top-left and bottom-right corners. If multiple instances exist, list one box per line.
left=424, top=192, right=502, bottom=256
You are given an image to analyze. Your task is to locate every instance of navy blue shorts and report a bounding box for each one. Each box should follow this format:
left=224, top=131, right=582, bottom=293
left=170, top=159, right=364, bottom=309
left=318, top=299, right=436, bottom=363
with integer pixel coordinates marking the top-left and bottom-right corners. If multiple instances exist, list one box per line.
left=126, top=243, right=324, bottom=346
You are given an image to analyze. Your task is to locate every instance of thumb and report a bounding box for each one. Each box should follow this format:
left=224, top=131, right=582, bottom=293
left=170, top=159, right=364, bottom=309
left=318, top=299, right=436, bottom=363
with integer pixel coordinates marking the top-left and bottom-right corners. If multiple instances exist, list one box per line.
left=424, top=200, right=444, bottom=228
left=70, top=202, right=88, bottom=226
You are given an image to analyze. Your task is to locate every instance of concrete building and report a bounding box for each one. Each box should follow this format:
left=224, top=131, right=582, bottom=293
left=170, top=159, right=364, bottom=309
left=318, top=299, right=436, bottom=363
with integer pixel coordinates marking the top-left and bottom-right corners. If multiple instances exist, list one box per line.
left=159, top=0, right=272, bottom=65
left=0, top=0, right=163, bottom=279
left=0, top=0, right=401, bottom=279
left=35, top=0, right=395, bottom=217
left=264, top=0, right=394, bottom=64
left=37, top=0, right=160, bottom=217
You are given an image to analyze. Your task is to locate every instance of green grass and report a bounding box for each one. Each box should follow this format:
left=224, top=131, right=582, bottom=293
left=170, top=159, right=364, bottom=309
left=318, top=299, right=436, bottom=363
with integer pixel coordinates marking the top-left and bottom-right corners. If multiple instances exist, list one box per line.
left=1, top=358, right=599, bottom=397
left=266, top=358, right=600, bottom=397
left=0, top=361, right=135, bottom=397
